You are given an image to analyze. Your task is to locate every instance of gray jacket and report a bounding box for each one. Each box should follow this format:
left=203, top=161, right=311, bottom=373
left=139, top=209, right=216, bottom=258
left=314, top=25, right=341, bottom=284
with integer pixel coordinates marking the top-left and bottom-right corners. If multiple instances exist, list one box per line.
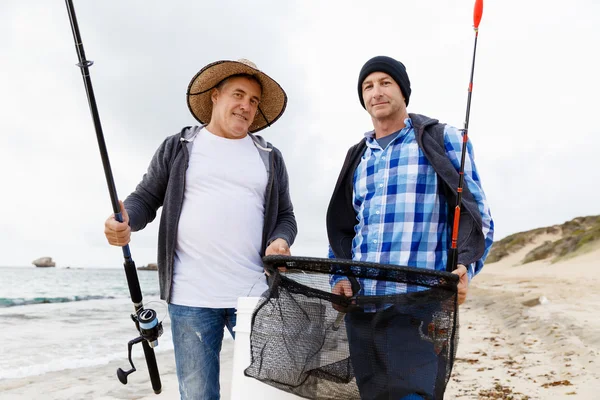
left=124, top=126, right=297, bottom=302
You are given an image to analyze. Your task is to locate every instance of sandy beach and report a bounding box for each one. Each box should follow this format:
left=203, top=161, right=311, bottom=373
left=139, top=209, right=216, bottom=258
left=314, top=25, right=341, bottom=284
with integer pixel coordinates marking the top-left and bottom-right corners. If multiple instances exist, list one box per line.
left=1, top=242, right=598, bottom=399
left=446, top=241, right=600, bottom=399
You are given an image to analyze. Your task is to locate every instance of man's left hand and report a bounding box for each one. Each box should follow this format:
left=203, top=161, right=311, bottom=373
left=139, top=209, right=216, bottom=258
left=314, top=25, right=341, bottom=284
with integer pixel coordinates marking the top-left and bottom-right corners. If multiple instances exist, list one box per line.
left=452, top=264, right=469, bottom=305
left=264, top=238, right=290, bottom=275
left=265, top=238, right=290, bottom=256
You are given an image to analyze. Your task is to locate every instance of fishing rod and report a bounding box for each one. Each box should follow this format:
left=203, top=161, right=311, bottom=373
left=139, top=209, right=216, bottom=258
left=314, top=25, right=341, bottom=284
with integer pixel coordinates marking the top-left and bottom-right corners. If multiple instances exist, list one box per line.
left=64, top=0, right=162, bottom=393
left=447, top=0, right=484, bottom=272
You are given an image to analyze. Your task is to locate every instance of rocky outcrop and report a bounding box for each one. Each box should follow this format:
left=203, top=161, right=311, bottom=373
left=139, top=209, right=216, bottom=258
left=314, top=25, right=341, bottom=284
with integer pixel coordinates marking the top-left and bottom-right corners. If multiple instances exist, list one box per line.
left=137, top=263, right=158, bottom=271
left=32, top=257, right=56, bottom=268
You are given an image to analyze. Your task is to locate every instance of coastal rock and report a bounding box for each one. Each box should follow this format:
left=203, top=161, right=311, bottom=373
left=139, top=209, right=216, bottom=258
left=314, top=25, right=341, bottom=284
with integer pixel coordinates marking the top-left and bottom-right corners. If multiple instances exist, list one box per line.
left=137, top=263, right=158, bottom=271
left=32, top=257, right=56, bottom=268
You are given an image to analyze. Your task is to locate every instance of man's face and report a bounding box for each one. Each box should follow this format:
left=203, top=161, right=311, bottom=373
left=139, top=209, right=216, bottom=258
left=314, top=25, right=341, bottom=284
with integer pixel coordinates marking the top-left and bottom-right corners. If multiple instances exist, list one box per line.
left=361, top=71, right=406, bottom=120
left=210, top=76, right=262, bottom=139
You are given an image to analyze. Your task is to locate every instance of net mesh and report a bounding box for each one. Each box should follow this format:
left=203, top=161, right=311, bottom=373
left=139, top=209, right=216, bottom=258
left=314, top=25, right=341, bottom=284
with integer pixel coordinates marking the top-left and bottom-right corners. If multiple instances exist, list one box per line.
left=245, top=256, right=459, bottom=400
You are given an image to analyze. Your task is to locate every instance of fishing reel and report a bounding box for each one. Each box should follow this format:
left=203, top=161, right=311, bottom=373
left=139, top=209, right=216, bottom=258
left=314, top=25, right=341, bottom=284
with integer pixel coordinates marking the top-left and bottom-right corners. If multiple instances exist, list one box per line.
left=117, top=308, right=164, bottom=385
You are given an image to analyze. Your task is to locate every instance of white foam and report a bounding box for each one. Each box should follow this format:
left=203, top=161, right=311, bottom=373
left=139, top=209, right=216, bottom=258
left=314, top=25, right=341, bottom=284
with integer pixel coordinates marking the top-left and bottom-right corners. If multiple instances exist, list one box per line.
left=0, top=341, right=174, bottom=380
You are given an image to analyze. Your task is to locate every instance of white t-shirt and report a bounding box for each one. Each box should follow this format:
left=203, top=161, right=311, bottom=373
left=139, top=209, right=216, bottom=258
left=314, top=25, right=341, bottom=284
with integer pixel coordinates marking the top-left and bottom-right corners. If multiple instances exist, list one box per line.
left=170, top=128, right=269, bottom=308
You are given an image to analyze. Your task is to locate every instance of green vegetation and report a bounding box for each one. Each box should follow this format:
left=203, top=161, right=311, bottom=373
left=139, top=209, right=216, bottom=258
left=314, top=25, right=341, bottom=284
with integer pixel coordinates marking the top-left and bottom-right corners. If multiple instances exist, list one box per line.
left=487, top=215, right=600, bottom=264
left=486, top=227, right=554, bottom=264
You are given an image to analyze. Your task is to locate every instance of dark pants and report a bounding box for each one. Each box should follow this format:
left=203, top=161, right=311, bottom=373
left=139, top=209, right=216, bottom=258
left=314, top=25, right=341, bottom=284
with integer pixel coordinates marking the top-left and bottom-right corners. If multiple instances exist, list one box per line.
left=346, top=304, right=448, bottom=400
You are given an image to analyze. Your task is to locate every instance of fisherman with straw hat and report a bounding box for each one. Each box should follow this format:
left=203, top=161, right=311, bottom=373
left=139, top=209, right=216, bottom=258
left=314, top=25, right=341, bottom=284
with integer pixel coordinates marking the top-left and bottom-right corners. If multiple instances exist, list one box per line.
left=104, top=59, right=297, bottom=399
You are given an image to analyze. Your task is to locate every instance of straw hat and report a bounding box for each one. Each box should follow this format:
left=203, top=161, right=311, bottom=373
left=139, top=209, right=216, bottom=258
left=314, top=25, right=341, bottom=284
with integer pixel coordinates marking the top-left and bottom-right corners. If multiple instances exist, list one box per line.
left=186, top=59, right=288, bottom=133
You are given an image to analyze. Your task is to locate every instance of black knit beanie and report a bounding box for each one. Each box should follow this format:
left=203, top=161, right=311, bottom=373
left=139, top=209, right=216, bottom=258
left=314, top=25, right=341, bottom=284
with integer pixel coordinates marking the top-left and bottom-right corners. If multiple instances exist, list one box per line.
left=358, top=56, right=411, bottom=108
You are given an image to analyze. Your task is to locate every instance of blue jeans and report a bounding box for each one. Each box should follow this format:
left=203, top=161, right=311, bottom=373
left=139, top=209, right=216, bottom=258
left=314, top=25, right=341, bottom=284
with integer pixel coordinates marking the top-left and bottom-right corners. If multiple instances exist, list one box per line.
left=168, top=304, right=237, bottom=400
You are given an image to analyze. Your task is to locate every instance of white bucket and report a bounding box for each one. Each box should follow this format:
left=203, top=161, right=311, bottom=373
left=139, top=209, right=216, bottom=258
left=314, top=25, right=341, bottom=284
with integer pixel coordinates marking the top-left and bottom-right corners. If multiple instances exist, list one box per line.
left=230, top=296, right=302, bottom=400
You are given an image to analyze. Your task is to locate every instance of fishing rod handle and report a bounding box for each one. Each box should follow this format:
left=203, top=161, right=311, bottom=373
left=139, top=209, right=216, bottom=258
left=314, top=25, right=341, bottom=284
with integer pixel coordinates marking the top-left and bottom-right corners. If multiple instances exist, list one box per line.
left=142, top=340, right=162, bottom=394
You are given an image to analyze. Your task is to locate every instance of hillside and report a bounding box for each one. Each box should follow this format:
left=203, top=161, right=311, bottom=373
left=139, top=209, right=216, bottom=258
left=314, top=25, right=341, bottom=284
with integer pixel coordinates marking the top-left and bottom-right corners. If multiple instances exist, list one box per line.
left=487, top=215, right=600, bottom=265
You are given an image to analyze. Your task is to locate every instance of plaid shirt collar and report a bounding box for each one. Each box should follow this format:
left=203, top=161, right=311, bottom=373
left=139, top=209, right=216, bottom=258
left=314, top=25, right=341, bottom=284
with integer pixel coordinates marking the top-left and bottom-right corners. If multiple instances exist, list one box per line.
left=363, top=117, right=414, bottom=147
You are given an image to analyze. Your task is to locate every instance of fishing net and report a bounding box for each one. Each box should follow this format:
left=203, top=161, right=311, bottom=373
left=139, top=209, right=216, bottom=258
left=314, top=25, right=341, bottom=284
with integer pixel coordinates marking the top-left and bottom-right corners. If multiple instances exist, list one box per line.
left=245, top=255, right=459, bottom=400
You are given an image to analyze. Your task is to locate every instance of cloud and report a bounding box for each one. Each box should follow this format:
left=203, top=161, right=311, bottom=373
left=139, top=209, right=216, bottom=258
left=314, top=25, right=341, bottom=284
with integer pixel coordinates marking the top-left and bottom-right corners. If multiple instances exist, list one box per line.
left=1, top=0, right=598, bottom=267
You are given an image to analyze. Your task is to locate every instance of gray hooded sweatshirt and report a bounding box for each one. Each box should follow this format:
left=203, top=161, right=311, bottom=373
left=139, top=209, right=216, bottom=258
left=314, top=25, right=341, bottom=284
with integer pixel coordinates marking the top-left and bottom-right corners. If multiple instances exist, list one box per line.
left=124, top=126, right=297, bottom=302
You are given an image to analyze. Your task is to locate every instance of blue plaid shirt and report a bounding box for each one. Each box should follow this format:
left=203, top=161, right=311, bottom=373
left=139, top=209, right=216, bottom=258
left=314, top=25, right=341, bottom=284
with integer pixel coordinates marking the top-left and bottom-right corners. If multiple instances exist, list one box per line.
left=330, top=118, right=494, bottom=296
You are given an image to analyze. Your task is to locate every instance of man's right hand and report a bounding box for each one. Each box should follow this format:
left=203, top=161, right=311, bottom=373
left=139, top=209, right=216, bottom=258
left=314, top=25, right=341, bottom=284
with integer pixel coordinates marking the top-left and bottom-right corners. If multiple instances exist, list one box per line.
left=104, top=200, right=131, bottom=246
left=332, top=279, right=353, bottom=312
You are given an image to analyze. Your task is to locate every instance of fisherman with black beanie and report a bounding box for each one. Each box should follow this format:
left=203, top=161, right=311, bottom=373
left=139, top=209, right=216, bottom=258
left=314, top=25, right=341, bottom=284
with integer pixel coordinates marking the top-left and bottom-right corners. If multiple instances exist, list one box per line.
left=357, top=55, right=412, bottom=107
left=326, top=55, right=494, bottom=399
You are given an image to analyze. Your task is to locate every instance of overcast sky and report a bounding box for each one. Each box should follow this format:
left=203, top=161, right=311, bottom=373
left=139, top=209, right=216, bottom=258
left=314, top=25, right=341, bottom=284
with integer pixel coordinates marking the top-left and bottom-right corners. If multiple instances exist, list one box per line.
left=1, top=0, right=598, bottom=268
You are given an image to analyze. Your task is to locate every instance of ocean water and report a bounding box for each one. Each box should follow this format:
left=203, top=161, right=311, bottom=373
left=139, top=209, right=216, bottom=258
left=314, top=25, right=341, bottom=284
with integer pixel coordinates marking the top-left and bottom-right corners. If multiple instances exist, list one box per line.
left=0, top=266, right=175, bottom=381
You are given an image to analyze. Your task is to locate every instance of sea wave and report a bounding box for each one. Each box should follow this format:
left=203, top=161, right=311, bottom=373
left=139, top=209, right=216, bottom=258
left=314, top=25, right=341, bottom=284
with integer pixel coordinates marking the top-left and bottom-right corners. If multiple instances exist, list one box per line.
left=0, top=295, right=117, bottom=308
left=0, top=342, right=174, bottom=380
